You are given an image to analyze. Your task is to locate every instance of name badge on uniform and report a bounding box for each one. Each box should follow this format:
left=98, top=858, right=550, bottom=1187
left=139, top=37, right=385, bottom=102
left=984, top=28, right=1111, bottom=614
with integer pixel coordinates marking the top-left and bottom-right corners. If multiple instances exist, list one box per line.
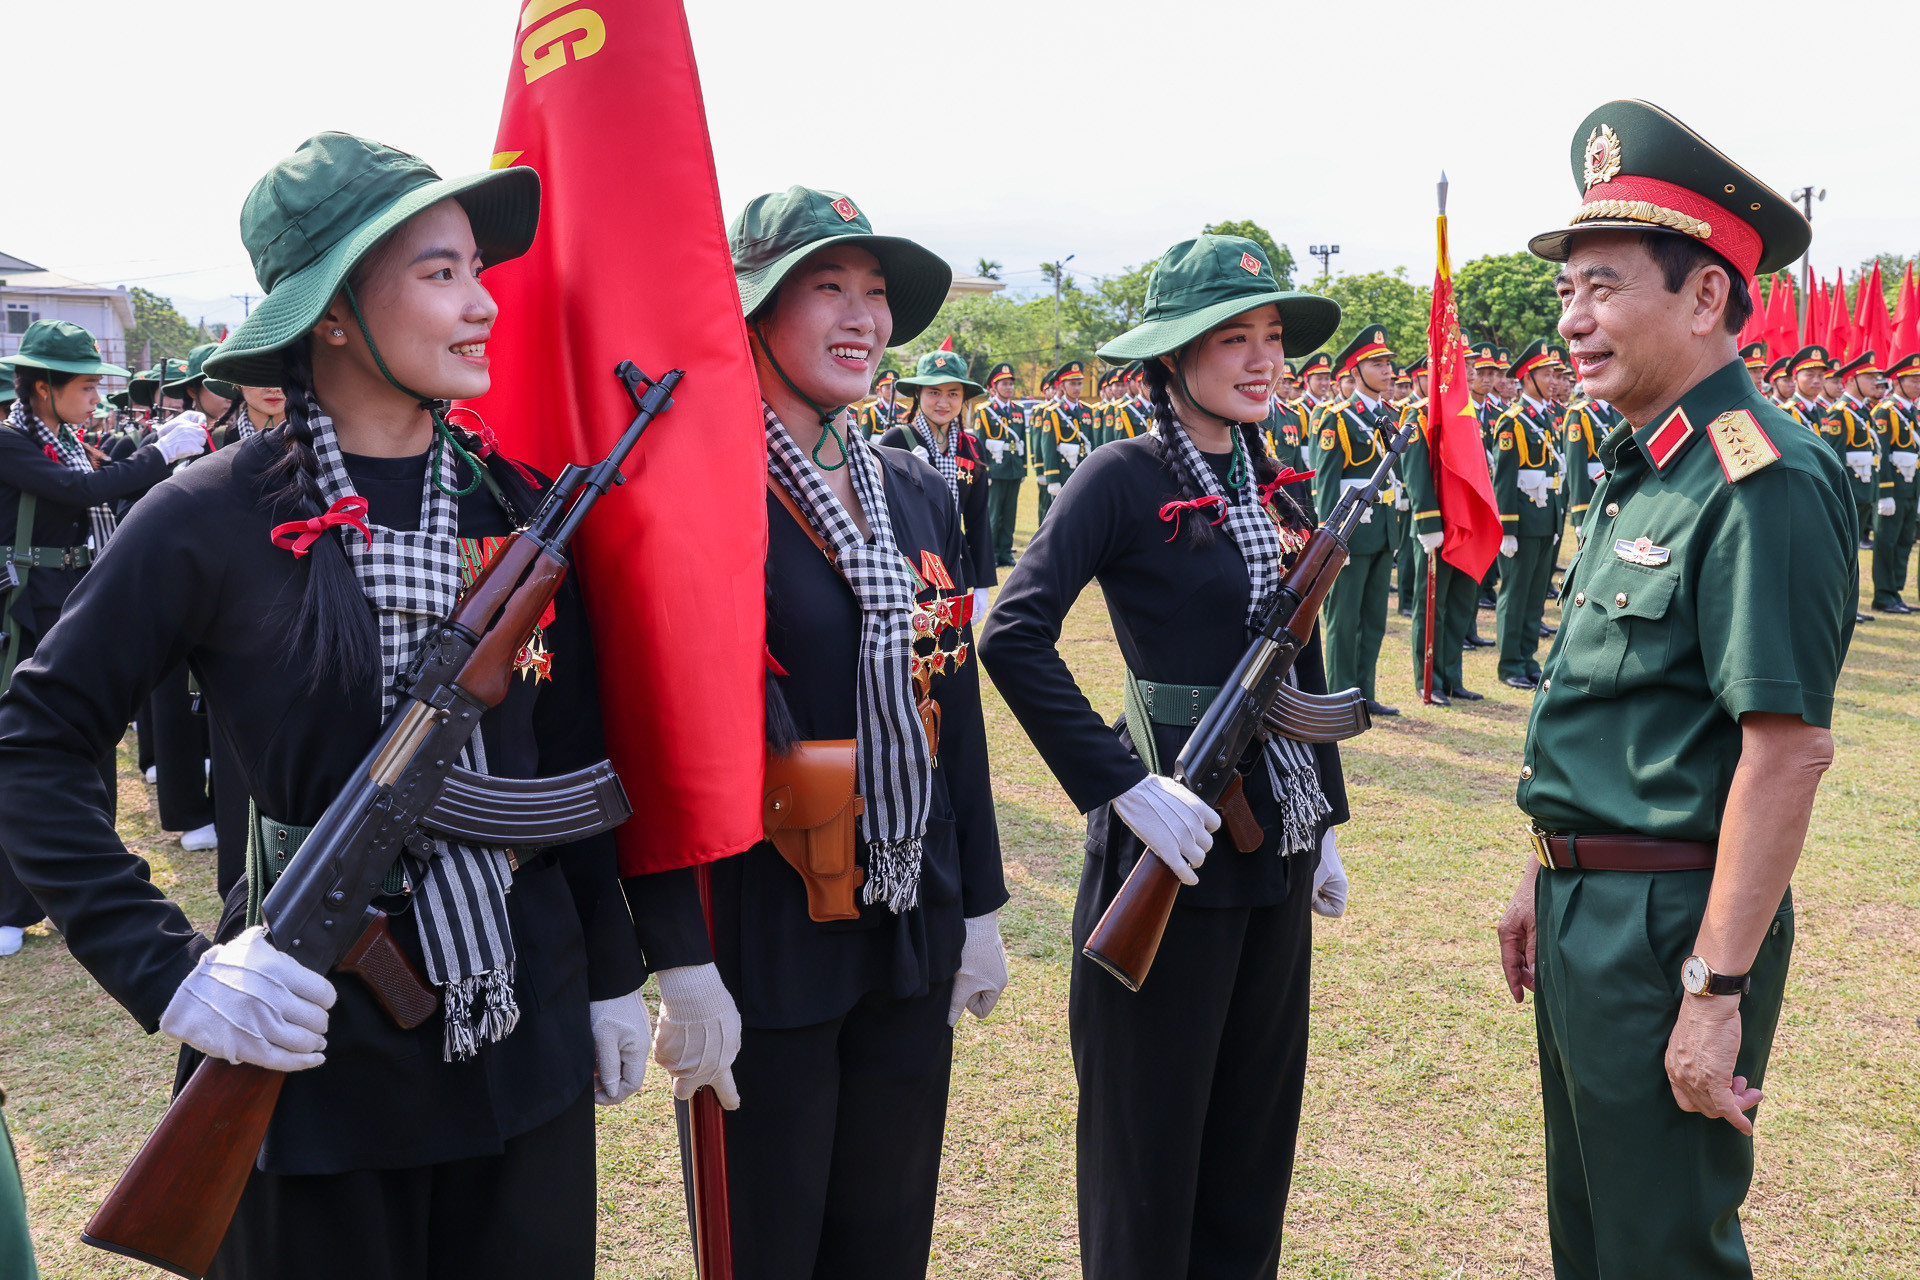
left=1614, top=536, right=1670, bottom=566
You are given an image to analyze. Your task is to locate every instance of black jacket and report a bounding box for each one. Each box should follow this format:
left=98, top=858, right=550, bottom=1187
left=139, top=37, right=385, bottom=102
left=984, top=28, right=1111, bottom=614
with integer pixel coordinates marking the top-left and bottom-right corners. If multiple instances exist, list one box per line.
left=980, top=433, right=1348, bottom=910
left=0, top=433, right=649, bottom=1175
left=629, top=446, right=1006, bottom=1029
left=877, top=421, right=997, bottom=590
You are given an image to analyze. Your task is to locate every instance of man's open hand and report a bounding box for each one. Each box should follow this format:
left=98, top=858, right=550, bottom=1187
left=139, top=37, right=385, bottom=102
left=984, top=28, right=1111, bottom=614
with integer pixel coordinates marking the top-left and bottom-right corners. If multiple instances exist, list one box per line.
left=1665, top=995, right=1762, bottom=1135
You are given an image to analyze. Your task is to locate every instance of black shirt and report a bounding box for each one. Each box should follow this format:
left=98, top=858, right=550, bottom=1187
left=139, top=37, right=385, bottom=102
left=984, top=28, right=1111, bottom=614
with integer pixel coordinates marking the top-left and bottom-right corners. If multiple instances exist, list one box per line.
left=877, top=421, right=997, bottom=590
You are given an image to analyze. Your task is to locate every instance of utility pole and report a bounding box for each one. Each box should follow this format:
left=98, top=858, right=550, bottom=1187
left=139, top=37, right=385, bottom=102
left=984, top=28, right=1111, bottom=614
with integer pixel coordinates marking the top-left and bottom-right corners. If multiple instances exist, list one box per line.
left=1050, top=253, right=1075, bottom=364
left=1790, top=187, right=1825, bottom=326
left=1309, top=243, right=1340, bottom=283
left=232, top=292, right=260, bottom=317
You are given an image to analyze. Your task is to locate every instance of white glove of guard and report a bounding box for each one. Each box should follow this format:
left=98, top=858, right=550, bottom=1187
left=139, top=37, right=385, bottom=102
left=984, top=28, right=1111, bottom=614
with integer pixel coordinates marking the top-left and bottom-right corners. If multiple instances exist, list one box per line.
left=1112, top=774, right=1218, bottom=887
left=588, top=989, right=651, bottom=1105
left=1844, top=451, right=1874, bottom=483
left=1311, top=828, right=1348, bottom=918
left=1417, top=531, right=1444, bottom=554
left=972, top=585, right=990, bottom=620
left=653, top=963, right=742, bottom=1109
left=155, top=412, right=210, bottom=463
left=159, top=925, right=336, bottom=1072
left=1047, top=482, right=1062, bottom=496
left=1878, top=497, right=1897, bottom=518
left=948, top=912, right=1011, bottom=1026
left=1500, top=535, right=1519, bottom=559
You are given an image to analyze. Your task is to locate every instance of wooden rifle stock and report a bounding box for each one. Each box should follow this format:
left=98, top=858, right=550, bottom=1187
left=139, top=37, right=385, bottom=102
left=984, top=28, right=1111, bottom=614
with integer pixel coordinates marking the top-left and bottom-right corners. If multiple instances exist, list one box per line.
left=82, top=1059, right=284, bottom=1279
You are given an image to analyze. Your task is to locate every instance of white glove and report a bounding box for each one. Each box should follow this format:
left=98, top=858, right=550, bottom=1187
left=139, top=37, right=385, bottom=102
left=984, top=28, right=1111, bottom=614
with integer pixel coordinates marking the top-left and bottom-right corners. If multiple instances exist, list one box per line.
left=971, top=585, right=990, bottom=620
left=653, top=963, right=741, bottom=1109
left=1111, top=774, right=1218, bottom=887
left=1878, top=497, right=1897, bottom=518
left=1844, top=451, right=1874, bottom=482
left=1311, top=828, right=1348, bottom=918
left=1500, top=535, right=1519, bottom=559
left=948, top=912, right=1011, bottom=1026
left=1395, top=493, right=1411, bottom=511
left=158, top=925, right=336, bottom=1072
left=589, top=989, right=652, bottom=1105
left=1587, top=461, right=1605, bottom=481
left=1417, top=531, right=1444, bottom=554
left=155, top=412, right=210, bottom=463
left=1047, top=482, right=1062, bottom=496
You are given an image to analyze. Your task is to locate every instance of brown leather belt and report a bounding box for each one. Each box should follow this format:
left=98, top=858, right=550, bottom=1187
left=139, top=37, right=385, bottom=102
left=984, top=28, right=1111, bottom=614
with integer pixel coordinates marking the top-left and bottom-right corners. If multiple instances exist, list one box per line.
left=1530, top=826, right=1716, bottom=872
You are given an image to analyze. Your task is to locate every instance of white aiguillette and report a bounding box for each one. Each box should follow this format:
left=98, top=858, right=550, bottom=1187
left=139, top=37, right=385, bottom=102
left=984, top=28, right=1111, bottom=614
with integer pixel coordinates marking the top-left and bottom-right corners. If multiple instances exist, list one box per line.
left=1614, top=536, right=1671, bottom=567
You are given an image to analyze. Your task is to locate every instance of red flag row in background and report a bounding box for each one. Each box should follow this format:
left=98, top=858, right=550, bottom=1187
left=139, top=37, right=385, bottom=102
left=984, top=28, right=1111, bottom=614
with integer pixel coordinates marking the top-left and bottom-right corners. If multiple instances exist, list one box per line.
left=1742, top=263, right=1920, bottom=366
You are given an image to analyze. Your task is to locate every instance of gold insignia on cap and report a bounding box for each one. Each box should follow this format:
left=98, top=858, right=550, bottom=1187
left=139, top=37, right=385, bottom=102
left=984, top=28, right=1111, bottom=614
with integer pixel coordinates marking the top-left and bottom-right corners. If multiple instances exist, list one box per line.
left=1706, top=409, right=1781, bottom=482
left=1583, top=123, right=1622, bottom=190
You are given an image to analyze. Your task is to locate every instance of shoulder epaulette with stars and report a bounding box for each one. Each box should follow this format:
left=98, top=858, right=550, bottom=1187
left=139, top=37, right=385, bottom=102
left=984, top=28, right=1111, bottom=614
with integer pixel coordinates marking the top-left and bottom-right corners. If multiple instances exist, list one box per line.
left=1704, top=408, right=1781, bottom=483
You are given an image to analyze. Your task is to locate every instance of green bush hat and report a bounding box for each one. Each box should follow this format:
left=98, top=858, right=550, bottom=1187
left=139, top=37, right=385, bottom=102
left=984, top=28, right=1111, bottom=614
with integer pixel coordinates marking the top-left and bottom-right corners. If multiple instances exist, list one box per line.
left=983, top=361, right=1016, bottom=388
left=163, top=341, right=238, bottom=400
left=129, top=358, right=191, bottom=408
left=730, top=186, right=951, bottom=347
left=0, top=379, right=13, bottom=405
left=897, top=348, right=985, bottom=398
left=205, top=133, right=540, bottom=388
left=1335, top=323, right=1393, bottom=375
left=1098, top=235, right=1339, bottom=362
left=0, top=319, right=129, bottom=378
left=1527, top=99, right=1809, bottom=280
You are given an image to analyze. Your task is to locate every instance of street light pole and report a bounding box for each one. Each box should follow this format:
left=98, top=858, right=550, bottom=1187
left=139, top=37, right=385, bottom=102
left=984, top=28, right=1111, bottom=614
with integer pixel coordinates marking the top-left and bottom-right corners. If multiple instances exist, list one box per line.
left=1789, top=186, right=1825, bottom=325
left=1308, top=243, right=1341, bottom=283
left=1051, top=253, right=1075, bottom=364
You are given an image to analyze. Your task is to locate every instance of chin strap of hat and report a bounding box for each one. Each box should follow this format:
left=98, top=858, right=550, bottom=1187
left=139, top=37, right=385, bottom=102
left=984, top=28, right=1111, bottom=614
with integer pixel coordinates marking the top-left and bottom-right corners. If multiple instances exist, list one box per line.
left=342, top=281, right=484, bottom=498
left=1171, top=356, right=1249, bottom=490
left=751, top=321, right=851, bottom=472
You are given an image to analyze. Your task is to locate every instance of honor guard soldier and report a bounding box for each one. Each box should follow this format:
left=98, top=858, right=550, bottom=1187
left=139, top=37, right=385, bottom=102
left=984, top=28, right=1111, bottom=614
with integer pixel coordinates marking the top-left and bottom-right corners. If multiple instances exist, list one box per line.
left=1784, top=345, right=1830, bottom=428
left=1314, top=323, right=1402, bottom=715
left=1823, top=351, right=1884, bottom=536
left=1868, top=352, right=1918, bottom=612
left=1739, top=341, right=1768, bottom=394
left=1297, top=349, right=1334, bottom=418
left=1390, top=359, right=1422, bottom=616
left=1400, top=355, right=1483, bottom=705
left=1820, top=353, right=1844, bottom=404
left=1560, top=383, right=1613, bottom=534
left=857, top=367, right=900, bottom=438
left=1491, top=340, right=1562, bottom=688
left=1764, top=354, right=1794, bottom=407
left=1113, top=361, right=1150, bottom=441
left=1036, top=358, right=1094, bottom=520
left=971, top=360, right=1029, bottom=567
left=881, top=348, right=997, bottom=598
left=1029, top=366, right=1056, bottom=517
left=1503, top=99, right=1855, bottom=1280
left=1263, top=375, right=1311, bottom=473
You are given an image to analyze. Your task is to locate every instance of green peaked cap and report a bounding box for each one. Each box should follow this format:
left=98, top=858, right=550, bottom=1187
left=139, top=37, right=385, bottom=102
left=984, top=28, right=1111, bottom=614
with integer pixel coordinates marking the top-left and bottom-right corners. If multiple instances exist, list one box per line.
left=983, top=361, right=1016, bottom=386
left=730, top=186, right=951, bottom=347
left=163, top=341, right=238, bottom=400
left=0, top=318, right=128, bottom=378
left=897, top=348, right=986, bottom=398
left=206, top=132, right=540, bottom=388
left=1099, top=235, right=1339, bottom=361
left=1297, top=351, right=1333, bottom=377
left=1334, top=322, right=1393, bottom=372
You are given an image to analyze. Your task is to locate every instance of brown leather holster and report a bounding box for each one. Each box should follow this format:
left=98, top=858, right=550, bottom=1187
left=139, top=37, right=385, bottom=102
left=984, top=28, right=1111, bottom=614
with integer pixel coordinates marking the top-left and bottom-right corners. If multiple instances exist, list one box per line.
left=764, top=739, right=867, bottom=922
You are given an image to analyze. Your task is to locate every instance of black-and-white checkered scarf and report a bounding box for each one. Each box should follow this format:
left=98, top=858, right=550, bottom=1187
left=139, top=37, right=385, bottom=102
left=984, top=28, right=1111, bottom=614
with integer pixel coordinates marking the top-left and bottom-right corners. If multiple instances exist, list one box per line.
left=307, top=402, right=520, bottom=1060
left=1158, top=417, right=1329, bottom=856
left=8, top=399, right=117, bottom=548
left=764, top=402, right=932, bottom=911
left=231, top=405, right=257, bottom=440
left=907, top=412, right=961, bottom=505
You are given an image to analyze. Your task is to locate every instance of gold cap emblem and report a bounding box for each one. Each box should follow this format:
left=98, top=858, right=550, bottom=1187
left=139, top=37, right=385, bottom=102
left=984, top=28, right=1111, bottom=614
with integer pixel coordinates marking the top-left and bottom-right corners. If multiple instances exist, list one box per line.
left=1583, top=124, right=1622, bottom=190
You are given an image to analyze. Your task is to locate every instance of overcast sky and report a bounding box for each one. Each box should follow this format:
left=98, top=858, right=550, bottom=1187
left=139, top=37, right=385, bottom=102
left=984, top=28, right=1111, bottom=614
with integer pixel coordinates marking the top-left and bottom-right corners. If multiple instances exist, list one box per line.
left=12, top=0, right=1916, bottom=331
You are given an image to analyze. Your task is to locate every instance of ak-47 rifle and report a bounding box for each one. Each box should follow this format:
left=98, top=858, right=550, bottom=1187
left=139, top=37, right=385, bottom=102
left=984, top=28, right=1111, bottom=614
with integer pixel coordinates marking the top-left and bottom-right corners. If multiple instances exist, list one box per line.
left=82, top=361, right=683, bottom=1279
left=1082, top=413, right=1417, bottom=992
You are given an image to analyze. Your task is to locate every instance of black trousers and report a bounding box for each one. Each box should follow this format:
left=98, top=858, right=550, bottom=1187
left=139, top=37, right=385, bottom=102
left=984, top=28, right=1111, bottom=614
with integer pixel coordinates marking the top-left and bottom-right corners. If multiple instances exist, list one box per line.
left=210, top=1089, right=595, bottom=1280
left=708, top=981, right=955, bottom=1280
left=1071, top=848, right=1315, bottom=1280
left=151, top=660, right=213, bottom=832
left=0, top=745, right=111, bottom=930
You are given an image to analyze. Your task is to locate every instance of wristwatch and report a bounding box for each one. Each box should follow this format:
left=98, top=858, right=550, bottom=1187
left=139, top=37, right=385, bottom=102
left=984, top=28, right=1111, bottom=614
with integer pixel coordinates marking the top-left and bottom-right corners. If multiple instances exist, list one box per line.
left=1680, top=954, right=1751, bottom=997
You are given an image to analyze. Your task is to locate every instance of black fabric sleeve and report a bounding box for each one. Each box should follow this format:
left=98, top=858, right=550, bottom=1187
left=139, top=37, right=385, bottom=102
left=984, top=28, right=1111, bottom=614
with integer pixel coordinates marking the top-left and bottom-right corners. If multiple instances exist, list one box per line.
left=0, top=428, right=169, bottom=506
left=621, top=866, right=713, bottom=972
left=979, top=446, right=1147, bottom=813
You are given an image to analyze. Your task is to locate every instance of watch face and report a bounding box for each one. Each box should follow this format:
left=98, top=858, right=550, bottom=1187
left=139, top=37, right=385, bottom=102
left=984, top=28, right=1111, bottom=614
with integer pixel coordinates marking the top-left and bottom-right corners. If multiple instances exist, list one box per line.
left=1681, top=955, right=1709, bottom=995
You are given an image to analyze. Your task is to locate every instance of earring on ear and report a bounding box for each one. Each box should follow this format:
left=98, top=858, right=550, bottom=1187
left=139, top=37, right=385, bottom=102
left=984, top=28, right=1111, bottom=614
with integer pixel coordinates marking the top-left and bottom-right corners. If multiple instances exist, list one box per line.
left=331, top=328, right=344, bottom=338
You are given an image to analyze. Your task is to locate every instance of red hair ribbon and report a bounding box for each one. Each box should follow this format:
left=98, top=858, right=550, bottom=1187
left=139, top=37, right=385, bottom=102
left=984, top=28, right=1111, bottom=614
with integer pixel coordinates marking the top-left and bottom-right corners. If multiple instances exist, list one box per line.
left=1258, top=467, right=1315, bottom=504
left=270, top=496, right=372, bottom=558
left=1158, top=495, right=1228, bottom=541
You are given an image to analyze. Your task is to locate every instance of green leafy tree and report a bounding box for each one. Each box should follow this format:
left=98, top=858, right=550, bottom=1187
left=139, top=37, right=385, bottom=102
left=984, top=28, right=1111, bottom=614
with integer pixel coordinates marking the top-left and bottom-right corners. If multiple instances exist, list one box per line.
left=1314, top=268, right=1432, bottom=362
left=123, top=287, right=202, bottom=368
left=975, top=258, right=1003, bottom=280
left=1453, top=251, right=1560, bottom=351
left=1202, top=219, right=1295, bottom=288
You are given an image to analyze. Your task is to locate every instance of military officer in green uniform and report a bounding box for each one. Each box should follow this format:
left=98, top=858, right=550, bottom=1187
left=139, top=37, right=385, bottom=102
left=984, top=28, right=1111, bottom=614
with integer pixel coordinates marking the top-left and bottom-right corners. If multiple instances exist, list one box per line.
left=1391, top=357, right=1426, bottom=616
left=1823, top=351, right=1883, bottom=622
left=1036, top=358, right=1094, bottom=520
left=1313, top=323, right=1401, bottom=715
left=1262, top=378, right=1310, bottom=473
left=1029, top=366, right=1056, bottom=520
left=1738, top=342, right=1768, bottom=394
left=1501, top=99, right=1854, bottom=1280
left=972, top=361, right=1029, bottom=566
left=1297, top=350, right=1334, bottom=420
left=1113, top=362, right=1150, bottom=442
left=1400, top=355, right=1482, bottom=705
left=1783, top=345, right=1829, bottom=430
left=856, top=367, right=899, bottom=438
left=1868, top=352, right=1919, bottom=612
left=1490, top=341, right=1563, bottom=687
left=1560, top=383, right=1613, bottom=535
left=1763, top=355, right=1793, bottom=407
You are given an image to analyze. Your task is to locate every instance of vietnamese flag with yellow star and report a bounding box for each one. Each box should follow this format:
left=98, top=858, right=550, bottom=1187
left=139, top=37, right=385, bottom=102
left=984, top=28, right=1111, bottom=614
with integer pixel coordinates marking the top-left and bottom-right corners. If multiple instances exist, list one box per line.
left=1426, top=208, right=1501, bottom=580
left=464, top=0, right=765, bottom=873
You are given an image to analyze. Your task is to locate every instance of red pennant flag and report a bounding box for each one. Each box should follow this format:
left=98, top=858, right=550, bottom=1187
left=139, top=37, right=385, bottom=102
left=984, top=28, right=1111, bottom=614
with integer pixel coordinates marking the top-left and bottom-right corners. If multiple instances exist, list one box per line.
left=1855, top=259, right=1892, bottom=365
left=938, top=334, right=954, bottom=352
left=1766, top=272, right=1798, bottom=362
left=1826, top=271, right=1853, bottom=364
left=1805, top=275, right=1827, bottom=349
left=465, top=0, right=764, bottom=874
left=1891, top=261, right=1920, bottom=364
left=1427, top=211, right=1500, bottom=581
left=1737, top=276, right=1769, bottom=350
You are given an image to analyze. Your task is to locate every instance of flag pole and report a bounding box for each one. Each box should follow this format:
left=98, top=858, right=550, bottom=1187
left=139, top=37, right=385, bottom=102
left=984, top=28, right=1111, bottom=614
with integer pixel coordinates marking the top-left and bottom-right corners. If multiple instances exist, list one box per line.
left=1422, top=173, right=1447, bottom=706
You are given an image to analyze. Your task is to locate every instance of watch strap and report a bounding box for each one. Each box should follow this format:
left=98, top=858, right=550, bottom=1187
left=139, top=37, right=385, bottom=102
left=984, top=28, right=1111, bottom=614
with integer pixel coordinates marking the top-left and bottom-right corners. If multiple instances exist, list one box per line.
left=1704, top=969, right=1751, bottom=997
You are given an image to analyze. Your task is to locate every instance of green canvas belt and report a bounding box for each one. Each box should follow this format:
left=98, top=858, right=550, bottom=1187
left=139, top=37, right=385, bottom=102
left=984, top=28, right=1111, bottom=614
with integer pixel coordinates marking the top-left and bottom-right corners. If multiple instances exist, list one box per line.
left=244, top=802, right=406, bottom=928
left=7, top=545, right=91, bottom=570
left=1133, top=678, right=1220, bottom=727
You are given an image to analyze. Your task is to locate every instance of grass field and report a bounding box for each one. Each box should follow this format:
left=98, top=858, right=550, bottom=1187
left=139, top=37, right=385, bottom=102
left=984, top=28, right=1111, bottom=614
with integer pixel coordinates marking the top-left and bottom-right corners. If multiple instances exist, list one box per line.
left=4, top=480, right=1917, bottom=1278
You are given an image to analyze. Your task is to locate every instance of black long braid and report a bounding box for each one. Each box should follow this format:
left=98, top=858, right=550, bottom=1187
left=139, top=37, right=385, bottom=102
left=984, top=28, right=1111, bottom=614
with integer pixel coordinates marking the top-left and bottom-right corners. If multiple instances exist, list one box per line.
left=1139, top=355, right=1313, bottom=548
left=256, top=340, right=380, bottom=692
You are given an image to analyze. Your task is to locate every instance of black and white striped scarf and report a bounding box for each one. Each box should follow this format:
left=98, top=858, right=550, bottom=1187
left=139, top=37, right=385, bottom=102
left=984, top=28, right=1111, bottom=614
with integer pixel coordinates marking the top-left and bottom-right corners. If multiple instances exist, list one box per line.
left=764, top=402, right=932, bottom=912
left=306, top=403, right=520, bottom=1060
left=1158, top=417, right=1329, bottom=856
left=907, top=412, right=961, bottom=505
left=8, top=400, right=117, bottom=548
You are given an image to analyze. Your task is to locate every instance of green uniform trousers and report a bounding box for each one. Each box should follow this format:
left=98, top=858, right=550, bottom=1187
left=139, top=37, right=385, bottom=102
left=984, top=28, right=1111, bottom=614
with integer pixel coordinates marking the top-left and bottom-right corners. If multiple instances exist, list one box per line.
left=1, top=1104, right=35, bottom=1280
left=1393, top=505, right=1416, bottom=612
left=1497, top=535, right=1555, bottom=681
left=1409, top=553, right=1477, bottom=694
left=1535, top=868, right=1793, bottom=1280
left=1323, top=546, right=1391, bottom=702
left=988, top=477, right=1022, bottom=564
left=1870, top=501, right=1915, bottom=607
left=1037, top=482, right=1054, bottom=525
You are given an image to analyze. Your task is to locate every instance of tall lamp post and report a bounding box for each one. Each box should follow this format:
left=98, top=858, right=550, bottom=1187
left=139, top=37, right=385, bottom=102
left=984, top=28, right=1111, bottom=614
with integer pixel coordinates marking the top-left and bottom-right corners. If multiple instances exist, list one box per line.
left=1049, top=253, right=1075, bottom=364
left=1309, top=243, right=1340, bottom=282
left=1790, top=186, right=1825, bottom=326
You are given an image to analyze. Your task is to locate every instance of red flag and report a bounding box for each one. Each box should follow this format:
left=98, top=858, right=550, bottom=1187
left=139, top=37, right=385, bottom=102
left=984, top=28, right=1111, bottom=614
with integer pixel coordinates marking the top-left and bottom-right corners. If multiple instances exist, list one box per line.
left=1737, top=276, right=1769, bottom=350
left=938, top=334, right=954, bottom=352
left=466, top=0, right=764, bottom=874
left=1855, top=260, right=1892, bottom=364
left=1766, top=272, right=1798, bottom=362
left=1891, top=262, right=1920, bottom=363
left=1805, top=276, right=1826, bottom=349
left=1826, top=272, right=1852, bottom=363
left=1427, top=212, right=1500, bottom=581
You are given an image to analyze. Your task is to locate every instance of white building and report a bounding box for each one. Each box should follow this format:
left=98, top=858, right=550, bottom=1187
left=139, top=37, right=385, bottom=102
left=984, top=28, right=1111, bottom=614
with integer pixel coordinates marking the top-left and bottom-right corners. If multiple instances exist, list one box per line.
left=1, top=251, right=136, bottom=383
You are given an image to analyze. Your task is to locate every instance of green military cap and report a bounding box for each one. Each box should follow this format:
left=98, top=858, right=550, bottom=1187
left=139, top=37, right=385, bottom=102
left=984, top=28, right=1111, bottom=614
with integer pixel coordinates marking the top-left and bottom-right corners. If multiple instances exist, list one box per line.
left=1548, top=342, right=1570, bottom=369
left=1471, top=341, right=1500, bottom=369
left=1098, top=235, right=1339, bottom=361
left=1837, top=350, right=1882, bottom=378
left=896, top=348, right=985, bottom=398
left=1738, top=341, right=1767, bottom=371
left=0, top=318, right=130, bottom=378
left=1789, top=344, right=1830, bottom=374
left=163, top=340, right=239, bottom=400
left=731, top=186, right=949, bottom=346
left=1297, top=351, right=1333, bottom=378
left=207, top=133, right=539, bottom=388
left=1528, top=99, right=1810, bottom=280
left=983, top=361, right=1016, bottom=386
left=874, top=367, right=897, bottom=386
left=1496, top=346, right=1513, bottom=369
left=1763, top=354, right=1792, bottom=381
left=1055, top=359, right=1087, bottom=382
left=1886, top=353, right=1920, bottom=381
left=1404, top=353, right=1428, bottom=377
left=129, top=358, right=191, bottom=407
left=1334, top=323, right=1392, bottom=374
left=1510, top=339, right=1554, bottom=381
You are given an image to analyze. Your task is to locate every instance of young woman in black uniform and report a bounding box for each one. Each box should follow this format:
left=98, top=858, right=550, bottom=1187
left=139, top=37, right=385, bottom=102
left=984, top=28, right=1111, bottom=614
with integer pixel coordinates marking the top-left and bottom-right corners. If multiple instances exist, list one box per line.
left=981, top=234, right=1352, bottom=1280
left=879, top=348, right=996, bottom=607
left=0, top=133, right=660, bottom=1277
left=624, top=186, right=1009, bottom=1280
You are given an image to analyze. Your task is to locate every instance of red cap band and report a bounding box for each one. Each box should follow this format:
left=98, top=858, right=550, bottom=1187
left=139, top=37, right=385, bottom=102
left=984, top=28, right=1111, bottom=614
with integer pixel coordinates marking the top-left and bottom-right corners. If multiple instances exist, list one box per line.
left=1579, top=174, right=1761, bottom=282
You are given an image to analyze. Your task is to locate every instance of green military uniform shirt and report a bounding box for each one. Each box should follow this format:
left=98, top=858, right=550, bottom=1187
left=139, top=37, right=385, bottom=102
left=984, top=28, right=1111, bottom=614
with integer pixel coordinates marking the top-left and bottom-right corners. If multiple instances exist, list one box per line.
left=1114, top=396, right=1150, bottom=443
left=1494, top=398, right=1562, bottom=539
left=1036, top=397, right=1095, bottom=492
left=1310, top=396, right=1396, bottom=556
left=1561, top=397, right=1612, bottom=526
left=1871, top=395, right=1918, bottom=504
left=1518, top=360, right=1857, bottom=839
left=1819, top=394, right=1883, bottom=506
left=856, top=397, right=898, bottom=440
left=970, top=396, right=1029, bottom=480
left=1262, top=399, right=1309, bottom=473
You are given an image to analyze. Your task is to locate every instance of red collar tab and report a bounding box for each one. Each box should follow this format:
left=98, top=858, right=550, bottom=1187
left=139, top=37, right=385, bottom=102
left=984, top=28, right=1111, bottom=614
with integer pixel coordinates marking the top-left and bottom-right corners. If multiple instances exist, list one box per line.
left=1643, top=405, right=1696, bottom=471
left=1158, top=495, right=1228, bottom=541
left=270, top=496, right=372, bottom=557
